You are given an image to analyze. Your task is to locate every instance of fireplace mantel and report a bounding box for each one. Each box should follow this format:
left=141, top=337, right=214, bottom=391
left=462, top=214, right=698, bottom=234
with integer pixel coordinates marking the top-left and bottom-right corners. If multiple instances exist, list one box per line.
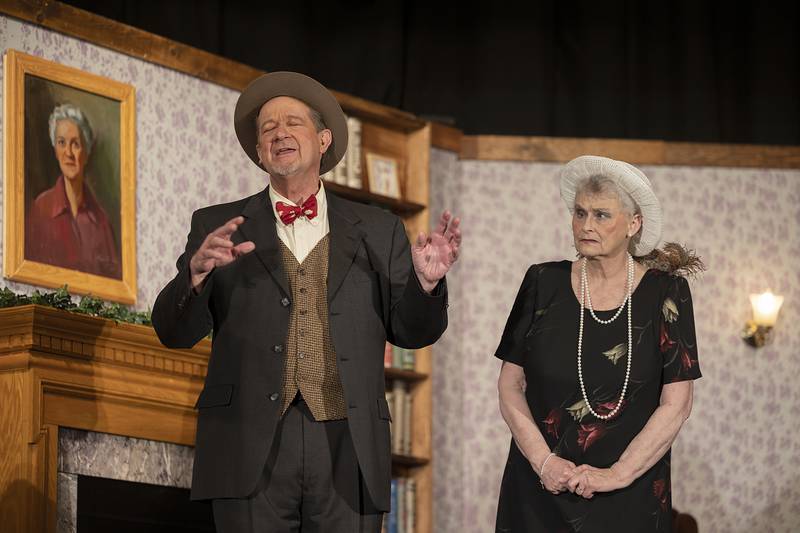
left=0, top=305, right=210, bottom=532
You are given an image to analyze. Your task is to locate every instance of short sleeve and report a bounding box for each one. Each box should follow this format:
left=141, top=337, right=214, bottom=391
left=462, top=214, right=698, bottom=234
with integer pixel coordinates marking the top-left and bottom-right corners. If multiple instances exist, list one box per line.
left=495, top=265, right=540, bottom=366
left=659, top=276, right=702, bottom=383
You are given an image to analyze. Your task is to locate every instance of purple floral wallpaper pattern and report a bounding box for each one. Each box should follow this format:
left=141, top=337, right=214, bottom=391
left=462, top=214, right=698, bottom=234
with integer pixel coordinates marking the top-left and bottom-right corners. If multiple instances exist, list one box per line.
left=0, top=17, right=266, bottom=306
left=430, top=148, right=800, bottom=533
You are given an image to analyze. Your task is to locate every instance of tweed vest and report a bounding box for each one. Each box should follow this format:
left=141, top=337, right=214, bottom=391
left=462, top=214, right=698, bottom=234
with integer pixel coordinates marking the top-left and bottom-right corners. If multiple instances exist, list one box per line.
left=278, top=235, right=347, bottom=420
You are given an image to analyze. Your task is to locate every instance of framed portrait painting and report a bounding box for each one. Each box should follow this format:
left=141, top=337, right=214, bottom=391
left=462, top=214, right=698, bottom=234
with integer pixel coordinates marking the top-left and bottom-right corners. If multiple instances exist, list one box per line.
left=3, top=50, right=137, bottom=304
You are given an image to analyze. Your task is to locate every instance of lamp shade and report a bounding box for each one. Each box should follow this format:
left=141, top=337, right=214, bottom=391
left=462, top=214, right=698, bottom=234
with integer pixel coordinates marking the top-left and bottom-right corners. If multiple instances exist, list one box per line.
left=750, top=291, right=784, bottom=327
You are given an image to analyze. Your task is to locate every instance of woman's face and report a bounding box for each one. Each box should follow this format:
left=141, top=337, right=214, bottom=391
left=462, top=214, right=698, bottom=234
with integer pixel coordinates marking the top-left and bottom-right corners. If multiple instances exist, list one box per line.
left=572, top=191, right=641, bottom=259
left=54, top=119, right=88, bottom=181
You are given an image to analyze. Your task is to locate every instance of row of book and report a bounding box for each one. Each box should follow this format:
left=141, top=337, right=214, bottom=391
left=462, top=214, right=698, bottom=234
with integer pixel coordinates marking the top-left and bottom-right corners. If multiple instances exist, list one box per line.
left=384, top=342, right=415, bottom=370
left=386, top=380, right=412, bottom=455
left=383, top=477, right=416, bottom=533
left=321, top=115, right=362, bottom=188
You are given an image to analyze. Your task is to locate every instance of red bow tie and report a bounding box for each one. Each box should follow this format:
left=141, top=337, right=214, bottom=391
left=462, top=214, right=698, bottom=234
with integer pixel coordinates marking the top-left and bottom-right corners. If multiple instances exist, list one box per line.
left=275, top=195, right=318, bottom=225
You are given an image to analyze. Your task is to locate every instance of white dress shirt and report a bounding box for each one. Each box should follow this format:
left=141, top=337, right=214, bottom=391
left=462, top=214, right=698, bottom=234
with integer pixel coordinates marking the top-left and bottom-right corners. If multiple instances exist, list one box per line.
left=269, top=181, right=330, bottom=264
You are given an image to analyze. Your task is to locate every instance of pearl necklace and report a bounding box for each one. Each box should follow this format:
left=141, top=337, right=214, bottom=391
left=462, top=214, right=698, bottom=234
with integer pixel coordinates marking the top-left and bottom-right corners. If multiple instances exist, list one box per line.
left=577, top=254, right=634, bottom=420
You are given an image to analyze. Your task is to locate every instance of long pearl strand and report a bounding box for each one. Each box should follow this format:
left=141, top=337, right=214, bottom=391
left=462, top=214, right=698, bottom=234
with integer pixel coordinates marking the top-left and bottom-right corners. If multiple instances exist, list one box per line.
left=577, top=253, right=634, bottom=420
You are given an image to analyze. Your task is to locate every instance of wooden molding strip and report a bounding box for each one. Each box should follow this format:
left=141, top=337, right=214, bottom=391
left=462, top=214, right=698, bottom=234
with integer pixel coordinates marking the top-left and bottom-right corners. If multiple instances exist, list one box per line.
left=460, top=135, right=800, bottom=169
left=430, top=122, right=463, bottom=152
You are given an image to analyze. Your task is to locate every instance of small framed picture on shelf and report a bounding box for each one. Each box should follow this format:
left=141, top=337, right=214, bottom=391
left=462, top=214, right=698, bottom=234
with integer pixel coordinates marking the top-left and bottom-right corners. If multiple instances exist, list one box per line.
left=365, top=153, right=401, bottom=199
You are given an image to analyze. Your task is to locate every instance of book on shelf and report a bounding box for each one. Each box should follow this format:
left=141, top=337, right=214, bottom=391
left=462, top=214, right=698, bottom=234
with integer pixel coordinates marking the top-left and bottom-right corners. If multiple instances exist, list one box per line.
left=406, top=479, right=416, bottom=532
left=402, top=389, right=412, bottom=455
left=333, top=117, right=349, bottom=185
left=385, top=342, right=415, bottom=371
left=387, top=476, right=416, bottom=533
left=397, top=477, right=406, bottom=533
left=388, top=479, right=397, bottom=533
left=389, top=380, right=412, bottom=455
left=384, top=342, right=393, bottom=368
left=346, top=116, right=362, bottom=189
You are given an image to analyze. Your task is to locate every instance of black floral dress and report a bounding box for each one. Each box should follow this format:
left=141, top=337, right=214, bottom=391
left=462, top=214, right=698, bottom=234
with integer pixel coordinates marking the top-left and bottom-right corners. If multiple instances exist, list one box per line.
left=495, top=261, right=701, bottom=533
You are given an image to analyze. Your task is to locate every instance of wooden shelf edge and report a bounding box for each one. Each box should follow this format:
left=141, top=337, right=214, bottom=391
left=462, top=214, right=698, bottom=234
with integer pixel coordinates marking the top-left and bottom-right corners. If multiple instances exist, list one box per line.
left=384, top=367, right=429, bottom=382
left=391, top=454, right=430, bottom=467
left=323, top=181, right=426, bottom=215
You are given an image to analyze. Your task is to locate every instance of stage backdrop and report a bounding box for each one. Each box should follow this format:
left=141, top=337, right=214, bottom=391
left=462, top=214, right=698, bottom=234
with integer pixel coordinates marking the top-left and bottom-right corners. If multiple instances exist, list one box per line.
left=0, top=15, right=265, bottom=306
left=429, top=147, right=800, bottom=533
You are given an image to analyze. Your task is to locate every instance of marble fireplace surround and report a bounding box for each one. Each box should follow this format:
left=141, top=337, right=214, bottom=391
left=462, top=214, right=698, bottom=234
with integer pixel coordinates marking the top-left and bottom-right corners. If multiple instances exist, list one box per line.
left=57, top=428, right=194, bottom=532
left=0, top=305, right=210, bottom=533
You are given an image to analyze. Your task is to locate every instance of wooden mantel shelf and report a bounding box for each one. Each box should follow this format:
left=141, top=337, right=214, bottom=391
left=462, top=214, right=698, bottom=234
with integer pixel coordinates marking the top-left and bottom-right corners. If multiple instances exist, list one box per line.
left=0, top=305, right=210, bottom=533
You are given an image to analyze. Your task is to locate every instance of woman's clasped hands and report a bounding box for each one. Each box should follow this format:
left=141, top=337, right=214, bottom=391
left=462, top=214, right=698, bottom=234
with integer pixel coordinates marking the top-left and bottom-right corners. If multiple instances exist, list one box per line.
left=539, top=458, right=629, bottom=499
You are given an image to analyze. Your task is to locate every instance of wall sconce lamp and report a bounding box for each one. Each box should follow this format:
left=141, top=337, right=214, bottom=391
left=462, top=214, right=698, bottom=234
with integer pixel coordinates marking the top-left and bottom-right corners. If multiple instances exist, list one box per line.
left=742, top=291, right=784, bottom=348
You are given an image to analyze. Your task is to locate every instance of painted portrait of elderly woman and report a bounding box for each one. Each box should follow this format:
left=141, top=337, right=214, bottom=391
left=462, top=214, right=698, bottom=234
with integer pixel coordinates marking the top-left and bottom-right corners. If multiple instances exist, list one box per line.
left=25, top=104, right=121, bottom=279
left=4, top=50, right=136, bottom=304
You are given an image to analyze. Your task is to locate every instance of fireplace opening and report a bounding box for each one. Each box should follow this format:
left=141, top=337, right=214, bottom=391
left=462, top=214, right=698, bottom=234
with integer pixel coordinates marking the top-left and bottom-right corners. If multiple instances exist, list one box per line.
left=76, top=475, right=214, bottom=532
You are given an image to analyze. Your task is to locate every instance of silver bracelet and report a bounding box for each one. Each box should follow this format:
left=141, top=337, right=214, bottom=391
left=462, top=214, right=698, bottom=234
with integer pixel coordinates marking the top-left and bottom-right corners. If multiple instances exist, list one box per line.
left=539, top=452, right=556, bottom=488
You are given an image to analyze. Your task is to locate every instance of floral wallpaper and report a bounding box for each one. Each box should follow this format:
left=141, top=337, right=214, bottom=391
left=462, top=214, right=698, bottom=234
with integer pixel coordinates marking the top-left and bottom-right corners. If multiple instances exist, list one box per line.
left=0, top=16, right=266, bottom=307
left=430, top=148, right=800, bottom=532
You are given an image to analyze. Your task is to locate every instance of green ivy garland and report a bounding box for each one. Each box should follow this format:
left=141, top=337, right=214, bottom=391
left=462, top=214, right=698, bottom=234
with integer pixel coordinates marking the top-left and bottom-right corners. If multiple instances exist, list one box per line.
left=0, top=285, right=151, bottom=326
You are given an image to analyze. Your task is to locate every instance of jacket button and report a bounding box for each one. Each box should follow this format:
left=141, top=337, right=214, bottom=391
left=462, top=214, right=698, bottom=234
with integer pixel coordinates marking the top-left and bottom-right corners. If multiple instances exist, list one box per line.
left=280, top=297, right=290, bottom=307
left=298, top=352, right=306, bottom=359
left=273, top=344, right=284, bottom=353
left=269, top=393, right=279, bottom=401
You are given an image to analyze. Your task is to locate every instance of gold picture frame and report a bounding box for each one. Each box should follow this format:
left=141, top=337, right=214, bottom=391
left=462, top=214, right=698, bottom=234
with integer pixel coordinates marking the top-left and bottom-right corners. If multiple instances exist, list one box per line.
left=365, top=152, right=402, bottom=199
left=3, top=50, right=137, bottom=304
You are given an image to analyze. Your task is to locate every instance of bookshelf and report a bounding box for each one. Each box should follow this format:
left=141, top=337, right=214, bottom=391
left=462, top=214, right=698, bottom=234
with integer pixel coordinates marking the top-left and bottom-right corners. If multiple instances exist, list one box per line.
left=328, top=105, right=434, bottom=533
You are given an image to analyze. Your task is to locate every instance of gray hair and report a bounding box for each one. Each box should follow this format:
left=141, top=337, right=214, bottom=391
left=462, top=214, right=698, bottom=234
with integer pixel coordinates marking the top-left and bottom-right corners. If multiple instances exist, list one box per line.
left=574, top=175, right=639, bottom=216
left=48, top=104, right=95, bottom=156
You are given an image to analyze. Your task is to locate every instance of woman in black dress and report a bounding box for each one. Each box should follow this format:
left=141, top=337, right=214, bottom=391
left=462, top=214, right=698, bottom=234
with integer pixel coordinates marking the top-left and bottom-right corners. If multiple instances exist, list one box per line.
left=495, top=155, right=703, bottom=532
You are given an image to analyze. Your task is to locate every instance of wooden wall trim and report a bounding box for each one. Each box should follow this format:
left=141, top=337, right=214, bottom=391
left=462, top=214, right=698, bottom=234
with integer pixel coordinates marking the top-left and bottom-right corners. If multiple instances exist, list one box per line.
left=460, top=135, right=800, bottom=169
left=430, top=122, right=462, bottom=152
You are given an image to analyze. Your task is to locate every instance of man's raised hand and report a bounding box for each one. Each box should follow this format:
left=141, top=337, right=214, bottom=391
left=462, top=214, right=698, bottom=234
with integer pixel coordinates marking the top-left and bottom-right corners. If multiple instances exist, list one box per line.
left=411, top=210, right=461, bottom=293
left=189, top=216, right=255, bottom=290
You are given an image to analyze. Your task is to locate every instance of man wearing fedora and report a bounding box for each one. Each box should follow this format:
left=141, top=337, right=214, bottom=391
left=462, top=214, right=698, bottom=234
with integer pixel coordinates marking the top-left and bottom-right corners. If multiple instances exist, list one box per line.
left=152, top=71, right=460, bottom=532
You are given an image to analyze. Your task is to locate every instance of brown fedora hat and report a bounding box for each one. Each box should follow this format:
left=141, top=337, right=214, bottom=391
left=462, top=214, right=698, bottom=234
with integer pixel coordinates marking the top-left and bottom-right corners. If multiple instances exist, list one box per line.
left=234, top=71, right=348, bottom=175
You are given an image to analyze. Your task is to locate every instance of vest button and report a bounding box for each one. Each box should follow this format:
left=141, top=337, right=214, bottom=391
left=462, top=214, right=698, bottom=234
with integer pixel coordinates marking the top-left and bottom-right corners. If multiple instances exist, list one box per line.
left=269, top=393, right=279, bottom=401
left=280, top=297, right=290, bottom=307
left=298, top=352, right=306, bottom=359
left=299, top=309, right=307, bottom=316
left=298, top=268, right=306, bottom=275
left=299, top=287, right=307, bottom=294
left=273, top=344, right=284, bottom=353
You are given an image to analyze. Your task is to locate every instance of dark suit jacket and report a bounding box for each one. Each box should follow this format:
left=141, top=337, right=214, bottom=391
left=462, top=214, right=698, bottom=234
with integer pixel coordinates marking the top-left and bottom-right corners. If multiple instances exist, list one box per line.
left=152, top=187, right=448, bottom=511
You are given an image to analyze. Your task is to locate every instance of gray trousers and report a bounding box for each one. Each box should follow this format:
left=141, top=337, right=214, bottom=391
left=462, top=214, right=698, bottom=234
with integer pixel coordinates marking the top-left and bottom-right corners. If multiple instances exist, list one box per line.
left=212, top=396, right=384, bottom=533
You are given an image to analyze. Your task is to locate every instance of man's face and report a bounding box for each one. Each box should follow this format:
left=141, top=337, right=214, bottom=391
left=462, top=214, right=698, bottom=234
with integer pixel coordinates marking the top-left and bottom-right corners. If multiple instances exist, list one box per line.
left=54, top=119, right=88, bottom=181
left=255, top=96, right=331, bottom=179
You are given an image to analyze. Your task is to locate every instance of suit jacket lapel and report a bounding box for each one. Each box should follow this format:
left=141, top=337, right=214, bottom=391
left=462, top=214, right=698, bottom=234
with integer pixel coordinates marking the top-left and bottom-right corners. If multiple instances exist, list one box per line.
left=239, top=187, right=290, bottom=297
left=326, top=192, right=363, bottom=303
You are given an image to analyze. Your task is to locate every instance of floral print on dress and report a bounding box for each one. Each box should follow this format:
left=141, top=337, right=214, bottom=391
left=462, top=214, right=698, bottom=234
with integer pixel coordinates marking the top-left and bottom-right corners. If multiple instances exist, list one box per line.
left=660, top=276, right=701, bottom=383
left=542, top=408, right=563, bottom=439
left=577, top=422, right=607, bottom=452
left=567, top=399, right=590, bottom=422
left=602, top=343, right=627, bottom=365
left=662, top=297, right=679, bottom=322
left=494, top=263, right=701, bottom=532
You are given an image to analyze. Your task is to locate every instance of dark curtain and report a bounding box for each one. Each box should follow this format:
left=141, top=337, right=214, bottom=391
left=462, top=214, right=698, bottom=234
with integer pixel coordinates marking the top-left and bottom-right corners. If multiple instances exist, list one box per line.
left=63, top=0, right=800, bottom=144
